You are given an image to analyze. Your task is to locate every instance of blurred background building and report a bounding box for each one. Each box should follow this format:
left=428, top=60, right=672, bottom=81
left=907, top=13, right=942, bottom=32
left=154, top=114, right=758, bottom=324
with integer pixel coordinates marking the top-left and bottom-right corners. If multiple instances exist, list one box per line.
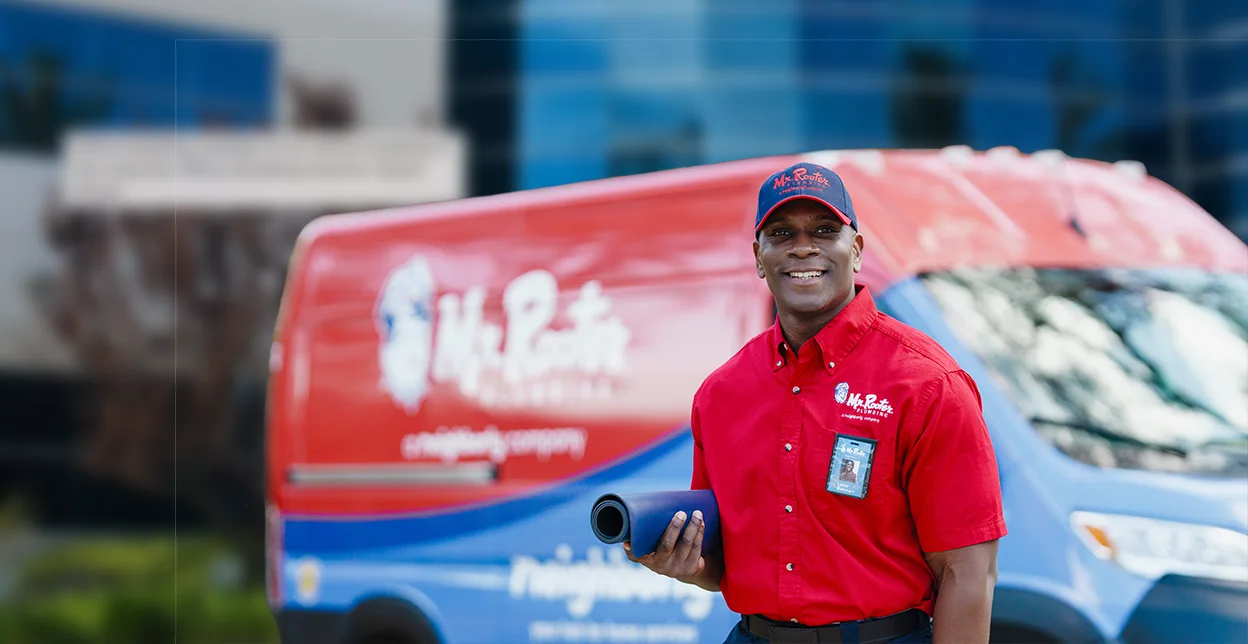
left=452, top=0, right=1248, bottom=240
left=0, top=0, right=1243, bottom=641
left=0, top=1, right=456, bottom=641
left=0, top=0, right=454, bottom=513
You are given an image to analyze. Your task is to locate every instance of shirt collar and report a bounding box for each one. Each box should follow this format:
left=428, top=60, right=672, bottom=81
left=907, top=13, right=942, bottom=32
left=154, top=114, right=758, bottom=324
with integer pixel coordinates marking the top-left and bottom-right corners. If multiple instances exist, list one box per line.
left=770, top=284, right=879, bottom=373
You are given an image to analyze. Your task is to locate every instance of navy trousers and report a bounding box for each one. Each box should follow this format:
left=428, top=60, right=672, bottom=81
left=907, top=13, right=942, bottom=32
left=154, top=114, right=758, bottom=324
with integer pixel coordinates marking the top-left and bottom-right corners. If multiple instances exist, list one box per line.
left=721, top=619, right=934, bottom=644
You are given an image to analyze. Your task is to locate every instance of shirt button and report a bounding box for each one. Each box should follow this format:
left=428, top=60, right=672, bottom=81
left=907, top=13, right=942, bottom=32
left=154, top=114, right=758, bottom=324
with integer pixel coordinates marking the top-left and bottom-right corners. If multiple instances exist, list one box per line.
left=784, top=443, right=792, bottom=451
left=786, top=563, right=794, bottom=571
left=828, top=361, right=835, bottom=368
left=792, top=386, right=800, bottom=394
left=785, top=505, right=792, bottom=513
left=775, top=360, right=782, bottom=367
left=790, top=619, right=799, bottom=623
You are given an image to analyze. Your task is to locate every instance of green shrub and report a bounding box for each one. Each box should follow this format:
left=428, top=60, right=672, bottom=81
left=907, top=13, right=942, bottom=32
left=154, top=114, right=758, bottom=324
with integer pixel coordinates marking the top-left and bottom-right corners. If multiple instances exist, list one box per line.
left=0, top=588, right=278, bottom=644
left=17, top=535, right=227, bottom=596
left=179, top=588, right=280, bottom=644
left=103, top=591, right=177, bottom=644
left=4, top=590, right=109, bottom=644
left=1, top=534, right=279, bottom=644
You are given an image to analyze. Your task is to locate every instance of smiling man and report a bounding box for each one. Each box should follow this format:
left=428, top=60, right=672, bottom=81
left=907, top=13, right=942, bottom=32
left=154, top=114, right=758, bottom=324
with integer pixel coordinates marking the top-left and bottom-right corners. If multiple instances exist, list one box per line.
left=625, top=162, right=1007, bottom=644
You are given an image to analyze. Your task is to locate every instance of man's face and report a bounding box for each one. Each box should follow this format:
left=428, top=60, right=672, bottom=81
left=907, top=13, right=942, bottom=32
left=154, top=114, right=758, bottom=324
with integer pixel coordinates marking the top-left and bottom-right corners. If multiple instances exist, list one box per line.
left=754, top=199, right=863, bottom=318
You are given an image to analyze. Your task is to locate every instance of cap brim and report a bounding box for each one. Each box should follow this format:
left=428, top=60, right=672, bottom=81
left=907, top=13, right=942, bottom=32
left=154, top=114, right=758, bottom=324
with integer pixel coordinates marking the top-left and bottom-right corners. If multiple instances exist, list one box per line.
left=756, top=194, right=854, bottom=231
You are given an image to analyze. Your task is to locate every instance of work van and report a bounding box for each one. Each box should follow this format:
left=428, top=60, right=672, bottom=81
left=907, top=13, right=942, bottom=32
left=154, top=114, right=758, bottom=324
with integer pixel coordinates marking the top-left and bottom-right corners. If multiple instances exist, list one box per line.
left=267, top=147, right=1248, bottom=644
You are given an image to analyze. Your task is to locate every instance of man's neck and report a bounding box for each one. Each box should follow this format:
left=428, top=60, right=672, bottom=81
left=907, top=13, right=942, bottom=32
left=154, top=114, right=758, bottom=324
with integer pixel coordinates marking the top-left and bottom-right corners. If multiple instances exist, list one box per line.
left=779, top=317, right=825, bottom=356
left=778, top=290, right=856, bottom=355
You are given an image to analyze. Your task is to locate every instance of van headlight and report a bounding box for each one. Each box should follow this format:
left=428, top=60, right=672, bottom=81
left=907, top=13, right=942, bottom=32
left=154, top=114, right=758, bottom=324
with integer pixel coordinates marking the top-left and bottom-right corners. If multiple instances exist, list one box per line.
left=1071, top=511, right=1248, bottom=583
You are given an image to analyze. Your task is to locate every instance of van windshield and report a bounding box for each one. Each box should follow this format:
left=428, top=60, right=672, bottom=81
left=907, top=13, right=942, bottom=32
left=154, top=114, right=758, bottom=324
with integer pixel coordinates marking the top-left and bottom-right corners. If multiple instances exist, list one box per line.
left=919, top=267, right=1248, bottom=477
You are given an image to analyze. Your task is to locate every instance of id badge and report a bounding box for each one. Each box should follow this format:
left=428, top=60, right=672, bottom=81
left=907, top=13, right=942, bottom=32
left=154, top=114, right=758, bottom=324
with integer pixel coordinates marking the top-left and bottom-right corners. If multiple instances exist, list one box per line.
left=826, top=434, right=877, bottom=499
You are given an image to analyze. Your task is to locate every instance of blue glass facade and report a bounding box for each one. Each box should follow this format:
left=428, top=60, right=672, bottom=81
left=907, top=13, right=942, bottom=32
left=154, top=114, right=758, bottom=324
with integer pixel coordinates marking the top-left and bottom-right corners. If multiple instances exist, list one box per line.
left=513, top=0, right=1248, bottom=238
left=0, top=0, right=274, bottom=153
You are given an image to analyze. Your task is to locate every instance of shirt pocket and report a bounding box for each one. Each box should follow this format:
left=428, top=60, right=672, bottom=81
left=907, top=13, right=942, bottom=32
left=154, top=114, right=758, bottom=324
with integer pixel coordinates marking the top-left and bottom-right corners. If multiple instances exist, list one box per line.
left=803, top=419, right=899, bottom=518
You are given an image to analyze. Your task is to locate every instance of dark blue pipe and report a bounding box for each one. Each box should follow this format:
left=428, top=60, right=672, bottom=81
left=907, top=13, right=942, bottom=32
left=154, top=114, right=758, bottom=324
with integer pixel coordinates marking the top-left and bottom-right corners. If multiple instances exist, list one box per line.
left=590, top=490, right=721, bottom=557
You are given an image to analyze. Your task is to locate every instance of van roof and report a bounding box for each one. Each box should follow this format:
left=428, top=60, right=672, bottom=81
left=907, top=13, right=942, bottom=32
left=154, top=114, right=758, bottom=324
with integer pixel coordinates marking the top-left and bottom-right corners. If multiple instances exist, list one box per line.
left=297, top=147, right=1247, bottom=285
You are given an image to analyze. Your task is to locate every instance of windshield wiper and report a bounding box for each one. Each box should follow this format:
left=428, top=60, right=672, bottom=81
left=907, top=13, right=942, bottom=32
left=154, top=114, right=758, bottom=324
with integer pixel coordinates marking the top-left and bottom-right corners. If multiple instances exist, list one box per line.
left=1028, top=416, right=1189, bottom=457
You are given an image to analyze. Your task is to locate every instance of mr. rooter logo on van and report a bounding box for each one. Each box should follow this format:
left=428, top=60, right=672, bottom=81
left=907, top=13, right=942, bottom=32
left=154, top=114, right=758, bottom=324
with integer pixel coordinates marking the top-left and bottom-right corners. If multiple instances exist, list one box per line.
left=374, top=255, right=633, bottom=415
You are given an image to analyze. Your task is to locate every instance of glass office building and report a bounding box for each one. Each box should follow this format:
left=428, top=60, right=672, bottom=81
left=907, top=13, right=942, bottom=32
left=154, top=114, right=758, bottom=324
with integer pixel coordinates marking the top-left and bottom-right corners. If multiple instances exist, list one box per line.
left=0, top=0, right=274, bottom=528
left=0, top=0, right=274, bottom=154
left=450, top=0, right=1246, bottom=239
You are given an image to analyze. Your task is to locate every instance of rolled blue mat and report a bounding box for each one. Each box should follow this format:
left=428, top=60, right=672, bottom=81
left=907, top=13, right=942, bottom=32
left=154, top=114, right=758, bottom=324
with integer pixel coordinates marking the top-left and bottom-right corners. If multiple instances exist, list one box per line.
left=590, top=490, right=721, bottom=557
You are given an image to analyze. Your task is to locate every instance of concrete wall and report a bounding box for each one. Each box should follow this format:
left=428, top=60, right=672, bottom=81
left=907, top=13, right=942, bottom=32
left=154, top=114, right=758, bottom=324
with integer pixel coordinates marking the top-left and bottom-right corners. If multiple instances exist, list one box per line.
left=0, top=153, right=78, bottom=373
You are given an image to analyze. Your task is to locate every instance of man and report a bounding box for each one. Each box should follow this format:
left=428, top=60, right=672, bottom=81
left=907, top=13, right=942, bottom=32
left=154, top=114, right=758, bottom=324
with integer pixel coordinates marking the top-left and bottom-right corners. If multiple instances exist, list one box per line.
left=624, top=162, right=1006, bottom=644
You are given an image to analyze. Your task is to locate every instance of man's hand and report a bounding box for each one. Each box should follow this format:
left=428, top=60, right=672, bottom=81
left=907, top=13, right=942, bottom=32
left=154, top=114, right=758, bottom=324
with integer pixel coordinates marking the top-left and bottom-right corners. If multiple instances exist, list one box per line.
left=623, top=510, right=719, bottom=590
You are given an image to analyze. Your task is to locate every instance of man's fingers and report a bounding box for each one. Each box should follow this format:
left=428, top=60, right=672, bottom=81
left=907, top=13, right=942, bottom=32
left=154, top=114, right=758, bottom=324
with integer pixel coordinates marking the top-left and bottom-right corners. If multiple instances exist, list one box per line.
left=677, top=510, right=699, bottom=551
left=683, top=511, right=706, bottom=569
left=632, top=511, right=705, bottom=580
left=656, top=512, right=686, bottom=557
left=624, top=545, right=655, bottom=567
left=669, top=510, right=700, bottom=575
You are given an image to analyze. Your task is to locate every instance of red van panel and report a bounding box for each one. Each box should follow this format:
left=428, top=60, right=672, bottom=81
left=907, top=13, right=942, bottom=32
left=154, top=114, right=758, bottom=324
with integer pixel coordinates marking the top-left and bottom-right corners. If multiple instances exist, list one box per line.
left=268, top=159, right=779, bottom=516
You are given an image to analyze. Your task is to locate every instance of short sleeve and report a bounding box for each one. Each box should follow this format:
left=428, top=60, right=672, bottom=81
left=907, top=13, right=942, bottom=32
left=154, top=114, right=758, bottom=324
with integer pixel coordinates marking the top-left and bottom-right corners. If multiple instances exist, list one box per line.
left=690, top=393, right=711, bottom=491
left=900, top=370, right=1007, bottom=553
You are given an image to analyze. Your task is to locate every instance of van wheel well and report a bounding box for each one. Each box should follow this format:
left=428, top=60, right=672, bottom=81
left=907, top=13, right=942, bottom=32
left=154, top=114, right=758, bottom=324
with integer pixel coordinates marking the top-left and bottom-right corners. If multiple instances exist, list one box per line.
left=341, top=596, right=440, bottom=644
left=990, top=622, right=1062, bottom=643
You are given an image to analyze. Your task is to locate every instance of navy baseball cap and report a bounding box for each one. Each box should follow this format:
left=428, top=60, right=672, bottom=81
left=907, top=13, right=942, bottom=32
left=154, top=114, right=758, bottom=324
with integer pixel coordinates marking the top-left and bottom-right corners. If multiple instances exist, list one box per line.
left=755, top=162, right=857, bottom=233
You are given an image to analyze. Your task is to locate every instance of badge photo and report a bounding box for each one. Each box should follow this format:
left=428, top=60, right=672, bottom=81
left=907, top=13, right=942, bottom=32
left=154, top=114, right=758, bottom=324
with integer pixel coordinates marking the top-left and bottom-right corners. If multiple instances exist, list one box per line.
left=826, top=434, right=877, bottom=499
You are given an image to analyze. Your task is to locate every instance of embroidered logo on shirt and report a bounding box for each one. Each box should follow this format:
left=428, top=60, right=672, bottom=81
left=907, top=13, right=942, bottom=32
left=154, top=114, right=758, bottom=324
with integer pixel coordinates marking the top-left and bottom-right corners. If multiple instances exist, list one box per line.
left=827, top=434, right=876, bottom=499
left=835, top=382, right=895, bottom=420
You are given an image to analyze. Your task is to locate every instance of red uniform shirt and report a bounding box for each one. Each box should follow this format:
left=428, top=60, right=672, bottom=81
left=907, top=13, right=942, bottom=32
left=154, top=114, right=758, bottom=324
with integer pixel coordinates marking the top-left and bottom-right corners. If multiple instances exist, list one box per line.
left=690, top=285, right=1007, bottom=625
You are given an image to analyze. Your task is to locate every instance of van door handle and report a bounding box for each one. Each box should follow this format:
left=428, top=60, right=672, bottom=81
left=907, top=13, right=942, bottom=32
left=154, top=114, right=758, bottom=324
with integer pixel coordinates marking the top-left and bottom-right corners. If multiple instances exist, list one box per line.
left=285, top=462, right=498, bottom=487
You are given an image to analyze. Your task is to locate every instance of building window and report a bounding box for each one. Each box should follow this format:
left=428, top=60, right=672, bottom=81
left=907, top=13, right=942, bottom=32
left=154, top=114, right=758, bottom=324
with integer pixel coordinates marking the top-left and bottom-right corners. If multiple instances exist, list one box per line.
left=0, top=1, right=274, bottom=153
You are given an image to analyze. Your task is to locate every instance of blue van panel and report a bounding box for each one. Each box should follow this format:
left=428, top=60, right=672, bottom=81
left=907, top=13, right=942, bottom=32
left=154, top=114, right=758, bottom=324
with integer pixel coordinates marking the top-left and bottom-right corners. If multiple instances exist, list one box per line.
left=877, top=277, right=1248, bottom=642
left=280, top=426, right=742, bottom=644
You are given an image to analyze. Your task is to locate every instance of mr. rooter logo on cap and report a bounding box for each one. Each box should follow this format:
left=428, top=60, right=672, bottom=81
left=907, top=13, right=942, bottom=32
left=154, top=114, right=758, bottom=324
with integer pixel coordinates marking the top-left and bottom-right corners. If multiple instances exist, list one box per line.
left=772, top=166, right=832, bottom=192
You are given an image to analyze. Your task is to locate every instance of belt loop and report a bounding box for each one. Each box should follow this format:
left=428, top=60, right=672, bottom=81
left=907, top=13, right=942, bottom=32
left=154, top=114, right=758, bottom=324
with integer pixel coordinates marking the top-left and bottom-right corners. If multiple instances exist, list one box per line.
left=838, top=622, right=859, bottom=644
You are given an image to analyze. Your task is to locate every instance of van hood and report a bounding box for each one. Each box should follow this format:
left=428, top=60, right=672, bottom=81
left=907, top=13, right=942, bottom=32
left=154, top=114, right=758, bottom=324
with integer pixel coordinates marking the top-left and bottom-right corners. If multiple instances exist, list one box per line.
left=1045, top=448, right=1248, bottom=532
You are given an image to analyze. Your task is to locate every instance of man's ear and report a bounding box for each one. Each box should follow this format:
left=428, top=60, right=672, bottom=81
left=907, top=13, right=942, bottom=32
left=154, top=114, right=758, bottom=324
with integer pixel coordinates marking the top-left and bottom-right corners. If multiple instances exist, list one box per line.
left=851, top=233, right=864, bottom=273
left=753, top=240, right=765, bottom=278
